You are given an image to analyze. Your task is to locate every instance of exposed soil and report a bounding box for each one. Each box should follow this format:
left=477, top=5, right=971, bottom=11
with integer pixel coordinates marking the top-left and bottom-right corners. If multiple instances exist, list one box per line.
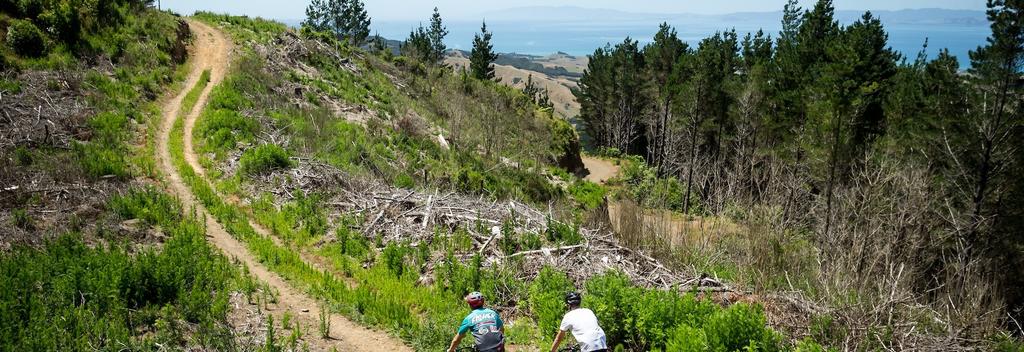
left=581, top=156, right=619, bottom=184
left=156, top=19, right=410, bottom=352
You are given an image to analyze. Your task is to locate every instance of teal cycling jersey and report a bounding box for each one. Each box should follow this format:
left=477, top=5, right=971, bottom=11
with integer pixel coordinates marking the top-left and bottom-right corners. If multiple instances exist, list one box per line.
left=458, top=308, right=504, bottom=351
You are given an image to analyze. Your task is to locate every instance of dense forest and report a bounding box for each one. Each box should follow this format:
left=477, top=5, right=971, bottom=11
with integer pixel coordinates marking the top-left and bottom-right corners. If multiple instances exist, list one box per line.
left=576, top=0, right=1022, bottom=342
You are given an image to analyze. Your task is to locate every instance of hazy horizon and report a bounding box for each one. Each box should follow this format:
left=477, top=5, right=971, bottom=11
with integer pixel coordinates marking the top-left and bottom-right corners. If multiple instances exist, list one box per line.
left=160, top=1, right=991, bottom=67
left=160, top=1, right=986, bottom=21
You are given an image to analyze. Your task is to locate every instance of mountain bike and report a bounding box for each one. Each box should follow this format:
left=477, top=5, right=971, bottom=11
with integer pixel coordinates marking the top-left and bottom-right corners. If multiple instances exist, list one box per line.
left=557, top=343, right=583, bottom=352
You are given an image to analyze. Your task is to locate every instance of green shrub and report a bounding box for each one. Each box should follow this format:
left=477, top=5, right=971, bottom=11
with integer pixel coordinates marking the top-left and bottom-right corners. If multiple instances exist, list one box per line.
left=568, top=180, right=606, bottom=210
left=11, top=208, right=33, bottom=230
left=110, top=187, right=181, bottom=227
left=794, top=338, right=835, bottom=352
left=239, top=144, right=292, bottom=175
left=38, top=0, right=81, bottom=45
left=197, top=109, right=259, bottom=151
left=14, top=146, right=32, bottom=166
left=521, top=232, right=543, bottom=251
left=435, top=251, right=484, bottom=299
left=75, top=141, right=128, bottom=178
left=17, top=0, right=43, bottom=18
left=394, top=172, right=415, bottom=188
left=0, top=78, right=18, bottom=94
left=620, top=158, right=694, bottom=212
left=584, top=271, right=722, bottom=351
left=545, top=217, right=583, bottom=245
left=207, top=83, right=250, bottom=111
left=665, top=324, right=708, bottom=352
left=381, top=243, right=407, bottom=278
left=89, top=112, right=129, bottom=147
left=6, top=19, right=46, bottom=57
left=704, top=303, right=780, bottom=351
left=527, top=266, right=574, bottom=339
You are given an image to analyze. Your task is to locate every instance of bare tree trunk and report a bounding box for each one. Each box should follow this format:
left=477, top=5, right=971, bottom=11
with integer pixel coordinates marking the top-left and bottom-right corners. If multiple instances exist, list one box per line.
left=683, top=116, right=699, bottom=215
left=823, top=106, right=844, bottom=239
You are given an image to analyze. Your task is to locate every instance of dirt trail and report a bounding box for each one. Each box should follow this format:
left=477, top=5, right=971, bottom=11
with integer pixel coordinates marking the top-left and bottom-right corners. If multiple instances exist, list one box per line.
left=157, top=19, right=410, bottom=352
left=582, top=156, right=620, bottom=184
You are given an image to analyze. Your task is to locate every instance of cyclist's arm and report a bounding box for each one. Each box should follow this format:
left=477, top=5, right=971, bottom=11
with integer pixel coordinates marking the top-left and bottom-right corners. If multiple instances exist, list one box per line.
left=446, top=332, right=465, bottom=352
left=449, top=317, right=472, bottom=352
left=549, top=329, right=567, bottom=352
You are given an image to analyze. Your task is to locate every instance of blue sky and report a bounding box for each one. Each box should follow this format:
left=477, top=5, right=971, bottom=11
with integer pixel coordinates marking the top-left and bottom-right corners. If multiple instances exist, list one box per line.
left=160, top=0, right=985, bottom=21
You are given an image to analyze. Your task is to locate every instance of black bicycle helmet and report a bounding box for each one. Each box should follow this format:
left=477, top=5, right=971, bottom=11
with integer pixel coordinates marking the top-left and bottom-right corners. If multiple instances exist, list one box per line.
left=565, top=291, right=582, bottom=306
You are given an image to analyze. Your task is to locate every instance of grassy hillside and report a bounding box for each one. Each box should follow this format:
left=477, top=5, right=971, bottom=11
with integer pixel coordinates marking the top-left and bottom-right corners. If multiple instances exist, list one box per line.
left=0, top=2, right=271, bottom=350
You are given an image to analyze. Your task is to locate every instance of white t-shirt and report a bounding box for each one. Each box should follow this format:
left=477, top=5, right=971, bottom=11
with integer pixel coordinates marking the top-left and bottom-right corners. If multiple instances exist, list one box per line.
left=559, top=308, right=608, bottom=352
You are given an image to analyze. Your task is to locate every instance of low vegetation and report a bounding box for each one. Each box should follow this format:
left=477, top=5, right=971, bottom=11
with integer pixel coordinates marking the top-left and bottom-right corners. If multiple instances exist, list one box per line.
left=240, top=144, right=293, bottom=175
left=0, top=2, right=262, bottom=349
left=0, top=188, right=249, bottom=350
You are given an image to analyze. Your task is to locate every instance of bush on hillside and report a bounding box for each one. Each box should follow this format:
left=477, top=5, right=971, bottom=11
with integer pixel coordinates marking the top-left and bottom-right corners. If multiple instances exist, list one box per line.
left=17, top=0, right=43, bottom=18
left=110, top=187, right=182, bottom=226
left=664, top=324, right=709, bottom=352
left=38, top=0, right=81, bottom=45
left=544, top=217, right=583, bottom=245
left=75, top=141, right=128, bottom=178
left=568, top=180, right=606, bottom=210
left=528, top=267, right=575, bottom=339
left=585, top=271, right=739, bottom=351
left=620, top=157, right=693, bottom=213
left=239, top=144, right=292, bottom=175
left=197, top=109, right=259, bottom=151
left=704, top=303, right=782, bottom=351
left=6, top=19, right=47, bottom=57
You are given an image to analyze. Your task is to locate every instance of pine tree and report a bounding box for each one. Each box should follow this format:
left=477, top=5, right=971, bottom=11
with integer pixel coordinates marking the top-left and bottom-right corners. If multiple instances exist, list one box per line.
left=607, top=38, right=648, bottom=154
left=845, top=12, right=900, bottom=153
left=302, top=0, right=370, bottom=45
left=427, top=7, right=448, bottom=63
left=328, top=0, right=345, bottom=37
left=681, top=31, right=738, bottom=214
left=521, top=74, right=553, bottom=108
left=523, top=74, right=540, bottom=100
left=342, top=0, right=371, bottom=46
left=963, top=0, right=1023, bottom=253
left=537, top=88, right=553, bottom=109
left=643, top=23, right=688, bottom=174
left=402, top=24, right=431, bottom=62
left=765, top=0, right=805, bottom=154
left=469, top=21, right=498, bottom=81
left=736, top=30, right=773, bottom=199
left=302, top=0, right=330, bottom=32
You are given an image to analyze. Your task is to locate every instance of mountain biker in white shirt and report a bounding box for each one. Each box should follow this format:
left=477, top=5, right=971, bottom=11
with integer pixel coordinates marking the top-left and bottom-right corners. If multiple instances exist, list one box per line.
left=549, top=292, right=608, bottom=352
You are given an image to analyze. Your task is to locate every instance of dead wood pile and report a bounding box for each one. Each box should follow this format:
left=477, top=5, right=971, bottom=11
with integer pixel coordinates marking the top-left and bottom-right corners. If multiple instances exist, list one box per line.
left=0, top=71, right=90, bottom=150
left=245, top=157, right=736, bottom=293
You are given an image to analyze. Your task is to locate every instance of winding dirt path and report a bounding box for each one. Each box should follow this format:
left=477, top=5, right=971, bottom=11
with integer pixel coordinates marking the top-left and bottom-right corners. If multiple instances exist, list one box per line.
left=157, top=19, right=410, bottom=352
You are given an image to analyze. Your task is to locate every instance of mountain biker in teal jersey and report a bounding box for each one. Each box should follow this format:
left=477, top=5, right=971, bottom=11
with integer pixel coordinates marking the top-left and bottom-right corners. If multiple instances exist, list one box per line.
left=447, top=292, right=506, bottom=352
left=549, top=292, right=607, bottom=352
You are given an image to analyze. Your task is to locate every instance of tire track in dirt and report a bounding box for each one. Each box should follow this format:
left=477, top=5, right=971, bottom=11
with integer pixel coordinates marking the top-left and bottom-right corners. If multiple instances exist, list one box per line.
left=157, top=18, right=410, bottom=352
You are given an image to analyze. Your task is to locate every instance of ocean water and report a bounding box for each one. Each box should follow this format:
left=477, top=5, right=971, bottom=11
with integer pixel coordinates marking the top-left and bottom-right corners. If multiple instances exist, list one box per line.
left=373, top=18, right=990, bottom=68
